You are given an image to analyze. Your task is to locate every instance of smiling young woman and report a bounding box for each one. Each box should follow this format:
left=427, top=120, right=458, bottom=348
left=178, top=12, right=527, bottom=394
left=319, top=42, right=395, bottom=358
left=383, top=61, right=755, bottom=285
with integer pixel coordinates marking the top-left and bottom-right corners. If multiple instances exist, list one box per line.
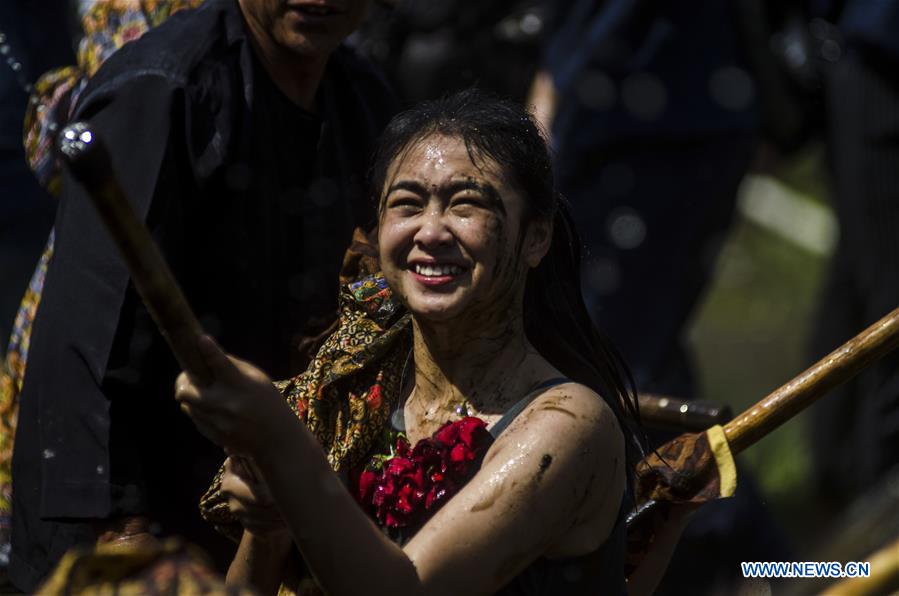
left=178, top=89, right=644, bottom=595
left=377, top=133, right=546, bottom=324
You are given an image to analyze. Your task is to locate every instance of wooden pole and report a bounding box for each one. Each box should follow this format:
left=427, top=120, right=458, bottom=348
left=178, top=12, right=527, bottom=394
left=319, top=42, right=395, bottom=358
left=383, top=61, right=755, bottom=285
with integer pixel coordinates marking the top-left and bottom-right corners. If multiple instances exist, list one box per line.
left=627, top=304, right=899, bottom=536
left=820, top=536, right=899, bottom=596
left=723, top=303, right=899, bottom=455
left=57, top=122, right=212, bottom=385
left=637, top=394, right=731, bottom=432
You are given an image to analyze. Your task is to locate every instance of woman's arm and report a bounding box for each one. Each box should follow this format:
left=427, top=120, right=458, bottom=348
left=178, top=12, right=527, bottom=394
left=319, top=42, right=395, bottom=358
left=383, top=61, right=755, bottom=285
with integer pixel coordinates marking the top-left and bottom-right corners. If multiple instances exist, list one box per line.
left=178, top=337, right=625, bottom=596
left=526, top=69, right=559, bottom=136
left=219, top=457, right=293, bottom=594
left=228, top=529, right=292, bottom=595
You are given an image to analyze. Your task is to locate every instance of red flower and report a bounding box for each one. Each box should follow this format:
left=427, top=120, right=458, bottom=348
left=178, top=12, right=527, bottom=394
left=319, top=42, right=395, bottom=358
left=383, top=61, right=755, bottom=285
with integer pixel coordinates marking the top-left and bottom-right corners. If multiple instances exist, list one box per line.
left=353, top=417, right=493, bottom=534
left=366, top=384, right=383, bottom=409
left=357, top=469, right=378, bottom=504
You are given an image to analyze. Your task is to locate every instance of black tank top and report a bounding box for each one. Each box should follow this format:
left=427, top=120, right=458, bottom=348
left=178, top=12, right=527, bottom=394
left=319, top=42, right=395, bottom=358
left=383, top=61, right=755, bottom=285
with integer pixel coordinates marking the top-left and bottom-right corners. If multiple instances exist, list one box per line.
left=489, top=378, right=628, bottom=596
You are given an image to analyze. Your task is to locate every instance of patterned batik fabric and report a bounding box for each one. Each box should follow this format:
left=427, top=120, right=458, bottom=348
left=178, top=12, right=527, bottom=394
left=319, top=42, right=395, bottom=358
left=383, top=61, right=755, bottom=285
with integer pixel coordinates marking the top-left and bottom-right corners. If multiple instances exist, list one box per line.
left=0, top=234, right=53, bottom=532
left=199, top=274, right=410, bottom=596
left=35, top=538, right=253, bottom=595
left=200, top=274, right=411, bottom=541
left=24, top=0, right=206, bottom=193
left=0, top=0, right=204, bottom=547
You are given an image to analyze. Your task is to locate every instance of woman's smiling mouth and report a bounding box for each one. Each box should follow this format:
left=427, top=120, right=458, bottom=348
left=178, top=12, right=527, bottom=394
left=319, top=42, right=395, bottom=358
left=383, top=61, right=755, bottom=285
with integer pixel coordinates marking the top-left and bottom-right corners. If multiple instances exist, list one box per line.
left=409, top=262, right=467, bottom=286
left=412, top=263, right=463, bottom=276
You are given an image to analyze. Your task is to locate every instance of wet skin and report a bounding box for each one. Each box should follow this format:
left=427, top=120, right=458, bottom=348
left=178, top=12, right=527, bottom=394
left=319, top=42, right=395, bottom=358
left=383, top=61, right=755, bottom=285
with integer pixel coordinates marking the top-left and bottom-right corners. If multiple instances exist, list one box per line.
left=378, top=134, right=529, bottom=326
left=177, top=135, right=627, bottom=595
left=378, top=135, right=554, bottom=441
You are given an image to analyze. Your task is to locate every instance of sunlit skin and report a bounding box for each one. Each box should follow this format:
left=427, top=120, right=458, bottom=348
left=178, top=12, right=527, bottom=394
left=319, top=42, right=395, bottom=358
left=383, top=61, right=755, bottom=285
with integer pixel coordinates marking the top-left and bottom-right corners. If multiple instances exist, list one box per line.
left=175, top=135, right=626, bottom=595
left=378, top=135, right=530, bottom=324
left=239, top=0, right=370, bottom=107
left=378, top=135, right=559, bottom=440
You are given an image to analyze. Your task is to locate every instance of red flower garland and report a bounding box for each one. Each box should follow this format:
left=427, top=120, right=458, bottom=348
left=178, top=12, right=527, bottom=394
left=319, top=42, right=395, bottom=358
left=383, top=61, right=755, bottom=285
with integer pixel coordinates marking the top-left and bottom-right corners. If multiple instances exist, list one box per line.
left=354, top=417, right=493, bottom=533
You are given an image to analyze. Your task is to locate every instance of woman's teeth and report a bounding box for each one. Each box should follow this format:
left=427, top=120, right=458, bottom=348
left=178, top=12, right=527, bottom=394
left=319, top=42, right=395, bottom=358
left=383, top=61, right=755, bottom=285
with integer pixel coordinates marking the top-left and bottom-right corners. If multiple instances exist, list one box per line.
left=413, top=263, right=463, bottom=277
left=297, top=5, right=336, bottom=15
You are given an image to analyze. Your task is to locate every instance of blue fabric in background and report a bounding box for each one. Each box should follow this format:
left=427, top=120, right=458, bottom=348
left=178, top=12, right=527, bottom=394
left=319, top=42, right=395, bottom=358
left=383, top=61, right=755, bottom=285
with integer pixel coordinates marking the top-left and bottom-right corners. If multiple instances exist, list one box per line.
left=545, top=0, right=758, bottom=152
left=840, top=0, right=899, bottom=61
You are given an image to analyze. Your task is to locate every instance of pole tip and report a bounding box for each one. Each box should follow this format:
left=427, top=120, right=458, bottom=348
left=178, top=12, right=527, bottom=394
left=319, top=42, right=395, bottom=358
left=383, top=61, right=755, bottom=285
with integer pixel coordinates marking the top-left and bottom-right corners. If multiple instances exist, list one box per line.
left=57, top=121, right=110, bottom=189
left=57, top=122, right=94, bottom=159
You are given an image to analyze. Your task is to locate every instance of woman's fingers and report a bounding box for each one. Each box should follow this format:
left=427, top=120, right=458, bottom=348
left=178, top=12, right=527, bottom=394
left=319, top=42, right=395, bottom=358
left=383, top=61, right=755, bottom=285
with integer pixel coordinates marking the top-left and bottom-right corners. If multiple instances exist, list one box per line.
left=222, top=469, right=258, bottom=503
left=228, top=499, right=285, bottom=535
left=228, top=454, right=250, bottom=479
left=221, top=457, right=285, bottom=534
left=174, top=370, right=234, bottom=422
left=227, top=454, right=261, bottom=483
left=222, top=458, right=274, bottom=506
left=174, top=373, right=216, bottom=412
left=173, top=341, right=285, bottom=455
left=174, top=372, right=196, bottom=402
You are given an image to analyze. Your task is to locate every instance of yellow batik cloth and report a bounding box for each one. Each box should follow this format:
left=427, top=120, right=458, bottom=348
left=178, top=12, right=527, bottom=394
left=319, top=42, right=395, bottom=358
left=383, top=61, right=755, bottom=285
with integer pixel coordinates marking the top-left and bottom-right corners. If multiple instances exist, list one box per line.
left=35, top=538, right=254, bottom=595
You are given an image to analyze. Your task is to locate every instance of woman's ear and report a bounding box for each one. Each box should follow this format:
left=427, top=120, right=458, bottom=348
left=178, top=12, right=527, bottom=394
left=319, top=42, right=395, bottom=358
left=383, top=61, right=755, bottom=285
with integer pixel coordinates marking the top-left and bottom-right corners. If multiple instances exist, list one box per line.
left=523, top=217, right=553, bottom=268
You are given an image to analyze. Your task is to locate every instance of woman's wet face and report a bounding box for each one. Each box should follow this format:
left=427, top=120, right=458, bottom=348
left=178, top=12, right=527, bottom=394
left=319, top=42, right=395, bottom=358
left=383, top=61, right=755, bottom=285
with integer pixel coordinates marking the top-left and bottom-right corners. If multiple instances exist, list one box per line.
left=378, top=135, right=534, bottom=324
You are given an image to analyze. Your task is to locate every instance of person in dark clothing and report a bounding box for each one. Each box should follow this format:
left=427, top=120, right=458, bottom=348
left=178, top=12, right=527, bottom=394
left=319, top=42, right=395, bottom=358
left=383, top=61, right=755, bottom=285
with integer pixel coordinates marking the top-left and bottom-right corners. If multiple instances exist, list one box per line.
left=9, top=0, right=396, bottom=591
left=535, top=0, right=759, bottom=397
left=809, top=0, right=899, bottom=510
left=350, top=0, right=545, bottom=105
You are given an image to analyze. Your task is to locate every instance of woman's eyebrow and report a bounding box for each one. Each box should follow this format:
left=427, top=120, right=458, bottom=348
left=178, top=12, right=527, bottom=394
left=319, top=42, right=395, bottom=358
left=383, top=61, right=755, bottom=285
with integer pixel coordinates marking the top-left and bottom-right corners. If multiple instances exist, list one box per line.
left=444, top=180, right=506, bottom=216
left=385, top=180, right=428, bottom=196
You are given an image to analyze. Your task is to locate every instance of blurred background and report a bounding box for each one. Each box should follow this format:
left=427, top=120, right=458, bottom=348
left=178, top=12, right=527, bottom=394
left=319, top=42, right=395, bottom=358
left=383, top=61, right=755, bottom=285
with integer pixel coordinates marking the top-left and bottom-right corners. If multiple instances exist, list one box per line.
left=2, top=0, right=898, bottom=594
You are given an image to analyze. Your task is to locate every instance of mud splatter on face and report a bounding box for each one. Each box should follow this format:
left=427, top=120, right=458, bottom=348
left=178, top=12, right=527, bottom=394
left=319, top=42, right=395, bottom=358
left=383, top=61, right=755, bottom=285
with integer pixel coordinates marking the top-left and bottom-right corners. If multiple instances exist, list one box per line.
left=452, top=165, right=530, bottom=345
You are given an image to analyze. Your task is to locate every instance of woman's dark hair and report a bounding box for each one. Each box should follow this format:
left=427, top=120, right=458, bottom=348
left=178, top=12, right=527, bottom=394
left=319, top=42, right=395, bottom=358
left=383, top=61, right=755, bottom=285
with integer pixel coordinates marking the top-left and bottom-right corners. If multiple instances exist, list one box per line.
left=370, top=89, right=644, bottom=469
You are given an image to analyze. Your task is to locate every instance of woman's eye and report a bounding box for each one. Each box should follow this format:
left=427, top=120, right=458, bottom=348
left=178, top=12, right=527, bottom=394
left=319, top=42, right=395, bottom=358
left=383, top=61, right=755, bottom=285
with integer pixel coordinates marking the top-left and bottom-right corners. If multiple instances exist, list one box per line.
left=451, top=196, right=486, bottom=210
left=386, top=196, right=422, bottom=211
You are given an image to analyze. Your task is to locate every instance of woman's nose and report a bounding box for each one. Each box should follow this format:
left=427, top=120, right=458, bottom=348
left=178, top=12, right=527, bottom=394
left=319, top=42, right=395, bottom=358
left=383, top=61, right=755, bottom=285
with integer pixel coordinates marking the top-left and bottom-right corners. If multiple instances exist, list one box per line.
left=413, top=210, right=454, bottom=247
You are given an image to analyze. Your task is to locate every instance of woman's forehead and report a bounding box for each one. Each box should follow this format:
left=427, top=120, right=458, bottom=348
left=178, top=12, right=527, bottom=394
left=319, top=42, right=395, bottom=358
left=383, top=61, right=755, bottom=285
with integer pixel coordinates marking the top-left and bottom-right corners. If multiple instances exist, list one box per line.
left=386, top=135, right=504, bottom=184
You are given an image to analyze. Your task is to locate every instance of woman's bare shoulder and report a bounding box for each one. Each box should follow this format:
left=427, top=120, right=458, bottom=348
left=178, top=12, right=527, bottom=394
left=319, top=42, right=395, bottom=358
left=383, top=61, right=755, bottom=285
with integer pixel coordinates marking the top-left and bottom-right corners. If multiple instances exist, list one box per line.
left=496, top=381, right=623, bottom=455
left=486, top=382, right=626, bottom=552
left=405, top=381, right=627, bottom=591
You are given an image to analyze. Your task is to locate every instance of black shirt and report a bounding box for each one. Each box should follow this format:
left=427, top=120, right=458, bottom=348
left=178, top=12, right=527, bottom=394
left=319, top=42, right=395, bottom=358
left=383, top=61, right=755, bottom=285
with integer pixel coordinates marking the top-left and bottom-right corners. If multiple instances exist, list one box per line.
left=10, top=0, right=397, bottom=590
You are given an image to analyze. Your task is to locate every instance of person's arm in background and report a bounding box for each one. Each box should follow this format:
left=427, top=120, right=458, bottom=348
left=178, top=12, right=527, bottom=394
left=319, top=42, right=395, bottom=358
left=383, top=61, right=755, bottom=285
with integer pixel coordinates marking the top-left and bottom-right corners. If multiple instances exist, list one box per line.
left=526, top=69, right=559, bottom=137
left=626, top=505, right=695, bottom=596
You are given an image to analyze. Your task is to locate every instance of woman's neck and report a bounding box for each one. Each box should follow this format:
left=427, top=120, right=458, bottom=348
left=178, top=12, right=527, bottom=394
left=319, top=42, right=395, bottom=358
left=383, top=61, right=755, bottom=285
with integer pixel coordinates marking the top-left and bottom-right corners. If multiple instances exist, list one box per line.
left=410, top=313, right=539, bottom=415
